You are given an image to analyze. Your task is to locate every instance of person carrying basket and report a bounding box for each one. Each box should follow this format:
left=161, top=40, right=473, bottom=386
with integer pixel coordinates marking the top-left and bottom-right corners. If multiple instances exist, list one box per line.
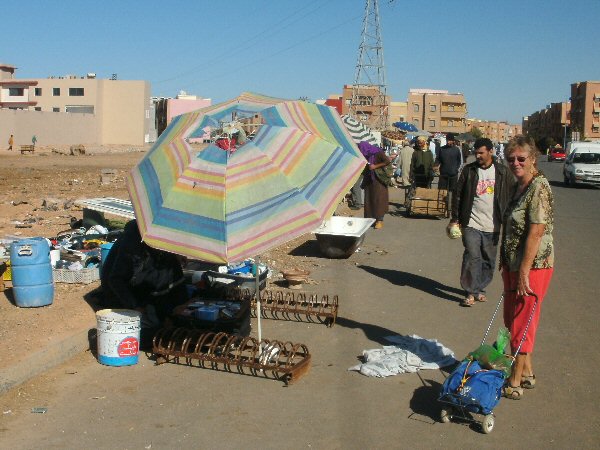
left=500, top=136, right=554, bottom=400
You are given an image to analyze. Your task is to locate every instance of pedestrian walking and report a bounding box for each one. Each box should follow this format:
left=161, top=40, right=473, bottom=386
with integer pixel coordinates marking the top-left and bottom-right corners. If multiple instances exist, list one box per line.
left=396, top=138, right=414, bottom=187
left=359, top=141, right=391, bottom=229
left=32, top=135, right=37, bottom=148
left=8, top=134, right=14, bottom=151
left=450, top=137, right=515, bottom=307
left=349, top=175, right=363, bottom=210
left=500, top=136, right=553, bottom=400
left=410, top=136, right=434, bottom=188
left=435, top=133, right=463, bottom=207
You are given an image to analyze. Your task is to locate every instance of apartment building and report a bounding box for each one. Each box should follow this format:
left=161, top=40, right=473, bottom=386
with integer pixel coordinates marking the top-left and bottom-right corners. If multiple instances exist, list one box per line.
left=407, top=89, right=467, bottom=134
left=0, top=63, right=153, bottom=145
left=522, top=102, right=570, bottom=145
left=467, top=118, right=523, bottom=143
left=340, top=84, right=391, bottom=130
left=570, top=81, right=600, bottom=141
left=388, top=101, right=408, bottom=125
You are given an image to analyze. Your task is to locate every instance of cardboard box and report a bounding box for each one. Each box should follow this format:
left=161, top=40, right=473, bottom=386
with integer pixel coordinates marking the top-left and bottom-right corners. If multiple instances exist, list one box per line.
left=410, top=188, right=448, bottom=216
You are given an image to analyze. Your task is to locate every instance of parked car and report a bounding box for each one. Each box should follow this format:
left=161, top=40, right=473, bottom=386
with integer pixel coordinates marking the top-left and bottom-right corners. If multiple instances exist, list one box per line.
left=563, top=144, right=600, bottom=187
left=547, top=147, right=566, bottom=162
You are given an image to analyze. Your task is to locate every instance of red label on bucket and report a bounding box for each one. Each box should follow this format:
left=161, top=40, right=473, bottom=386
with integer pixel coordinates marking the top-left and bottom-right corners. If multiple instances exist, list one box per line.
left=117, top=337, right=139, bottom=357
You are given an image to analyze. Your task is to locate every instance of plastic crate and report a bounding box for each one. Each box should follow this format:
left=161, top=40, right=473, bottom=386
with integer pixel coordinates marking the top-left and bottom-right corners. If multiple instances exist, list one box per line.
left=53, top=267, right=100, bottom=284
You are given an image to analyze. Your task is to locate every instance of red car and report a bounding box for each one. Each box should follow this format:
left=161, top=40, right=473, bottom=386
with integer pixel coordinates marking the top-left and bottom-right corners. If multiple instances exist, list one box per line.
left=548, top=147, right=566, bottom=161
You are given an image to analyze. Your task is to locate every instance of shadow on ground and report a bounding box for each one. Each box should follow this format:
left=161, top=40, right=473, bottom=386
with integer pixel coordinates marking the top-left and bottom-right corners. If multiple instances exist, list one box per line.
left=358, top=265, right=463, bottom=303
left=289, top=239, right=327, bottom=258
left=409, top=376, right=444, bottom=424
left=336, top=316, right=404, bottom=346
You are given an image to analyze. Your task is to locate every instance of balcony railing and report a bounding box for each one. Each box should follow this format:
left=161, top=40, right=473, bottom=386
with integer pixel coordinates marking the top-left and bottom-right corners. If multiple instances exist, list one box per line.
left=440, top=110, right=466, bottom=118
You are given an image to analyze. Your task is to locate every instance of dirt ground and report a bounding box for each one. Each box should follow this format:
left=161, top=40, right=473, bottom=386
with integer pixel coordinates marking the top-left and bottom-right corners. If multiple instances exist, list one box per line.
left=0, top=145, right=349, bottom=369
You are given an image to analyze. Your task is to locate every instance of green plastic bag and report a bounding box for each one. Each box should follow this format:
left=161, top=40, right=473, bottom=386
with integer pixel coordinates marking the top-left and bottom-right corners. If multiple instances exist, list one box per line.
left=468, top=327, right=512, bottom=378
left=495, top=327, right=510, bottom=354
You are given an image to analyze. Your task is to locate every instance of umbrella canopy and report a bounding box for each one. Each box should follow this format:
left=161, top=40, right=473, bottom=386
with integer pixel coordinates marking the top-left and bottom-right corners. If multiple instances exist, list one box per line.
left=340, top=114, right=377, bottom=144
left=127, top=95, right=366, bottom=264
left=393, top=121, right=418, bottom=133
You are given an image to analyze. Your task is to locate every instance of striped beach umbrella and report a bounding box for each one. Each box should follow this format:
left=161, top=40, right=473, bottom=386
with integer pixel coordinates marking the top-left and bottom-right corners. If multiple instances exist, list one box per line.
left=340, top=114, right=377, bottom=144
left=127, top=95, right=366, bottom=265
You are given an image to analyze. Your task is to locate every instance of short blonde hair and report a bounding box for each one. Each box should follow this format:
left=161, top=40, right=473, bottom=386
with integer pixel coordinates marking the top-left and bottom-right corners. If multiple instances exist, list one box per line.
left=506, top=135, right=541, bottom=169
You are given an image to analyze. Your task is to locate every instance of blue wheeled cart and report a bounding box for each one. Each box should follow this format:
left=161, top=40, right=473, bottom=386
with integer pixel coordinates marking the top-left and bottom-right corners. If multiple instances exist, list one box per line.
left=438, top=293, right=539, bottom=434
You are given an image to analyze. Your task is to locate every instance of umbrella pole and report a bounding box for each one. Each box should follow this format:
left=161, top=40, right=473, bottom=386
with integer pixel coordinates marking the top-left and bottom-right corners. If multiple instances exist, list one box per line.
left=254, top=255, right=262, bottom=344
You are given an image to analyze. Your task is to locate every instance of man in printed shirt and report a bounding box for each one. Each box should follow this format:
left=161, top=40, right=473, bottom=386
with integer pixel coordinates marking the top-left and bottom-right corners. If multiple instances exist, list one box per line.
left=450, top=138, right=514, bottom=307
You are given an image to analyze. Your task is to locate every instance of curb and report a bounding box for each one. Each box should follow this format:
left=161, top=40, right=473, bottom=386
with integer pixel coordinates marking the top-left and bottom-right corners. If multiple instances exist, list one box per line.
left=0, top=328, right=91, bottom=395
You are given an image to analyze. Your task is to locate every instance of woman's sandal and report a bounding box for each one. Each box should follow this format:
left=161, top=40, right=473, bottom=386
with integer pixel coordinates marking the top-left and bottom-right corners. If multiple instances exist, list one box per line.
left=521, top=374, right=536, bottom=389
left=461, top=295, right=475, bottom=307
left=476, top=294, right=487, bottom=302
left=503, top=384, right=523, bottom=400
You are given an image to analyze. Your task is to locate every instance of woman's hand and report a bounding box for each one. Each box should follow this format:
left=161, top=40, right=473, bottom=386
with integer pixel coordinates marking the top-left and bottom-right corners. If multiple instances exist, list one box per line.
left=517, top=268, right=533, bottom=297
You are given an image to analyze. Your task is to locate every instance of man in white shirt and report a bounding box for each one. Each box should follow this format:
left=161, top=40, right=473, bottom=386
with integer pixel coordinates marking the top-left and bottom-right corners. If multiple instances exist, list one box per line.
left=449, top=138, right=515, bottom=307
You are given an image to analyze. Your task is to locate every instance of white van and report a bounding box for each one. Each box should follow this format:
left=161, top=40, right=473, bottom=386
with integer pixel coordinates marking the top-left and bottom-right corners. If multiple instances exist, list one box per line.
left=563, top=142, right=600, bottom=186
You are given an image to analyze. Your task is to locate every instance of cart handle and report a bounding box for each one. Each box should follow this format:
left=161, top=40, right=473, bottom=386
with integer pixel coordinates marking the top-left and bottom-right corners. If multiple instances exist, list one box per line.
left=480, top=291, right=539, bottom=359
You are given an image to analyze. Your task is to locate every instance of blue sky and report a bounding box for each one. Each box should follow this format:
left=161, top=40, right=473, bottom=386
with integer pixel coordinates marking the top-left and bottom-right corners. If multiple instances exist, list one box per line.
left=3, top=0, right=599, bottom=123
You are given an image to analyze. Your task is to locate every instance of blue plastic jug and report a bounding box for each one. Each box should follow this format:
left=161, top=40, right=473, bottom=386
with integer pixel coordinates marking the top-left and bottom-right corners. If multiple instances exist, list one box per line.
left=10, top=238, right=54, bottom=307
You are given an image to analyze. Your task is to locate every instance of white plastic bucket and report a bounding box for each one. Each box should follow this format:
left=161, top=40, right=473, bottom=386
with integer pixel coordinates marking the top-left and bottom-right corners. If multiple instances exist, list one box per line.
left=96, top=309, right=142, bottom=366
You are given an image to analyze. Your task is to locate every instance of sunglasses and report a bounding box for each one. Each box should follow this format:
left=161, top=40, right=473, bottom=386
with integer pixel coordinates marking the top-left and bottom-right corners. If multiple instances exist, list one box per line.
left=506, top=156, right=528, bottom=163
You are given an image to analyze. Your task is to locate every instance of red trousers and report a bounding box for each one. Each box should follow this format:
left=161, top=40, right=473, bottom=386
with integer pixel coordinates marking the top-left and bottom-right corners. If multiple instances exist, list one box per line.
left=502, top=268, right=553, bottom=353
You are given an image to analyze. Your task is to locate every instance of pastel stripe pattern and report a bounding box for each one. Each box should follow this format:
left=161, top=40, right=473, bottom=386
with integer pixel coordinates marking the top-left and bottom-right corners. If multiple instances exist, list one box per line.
left=127, top=94, right=366, bottom=264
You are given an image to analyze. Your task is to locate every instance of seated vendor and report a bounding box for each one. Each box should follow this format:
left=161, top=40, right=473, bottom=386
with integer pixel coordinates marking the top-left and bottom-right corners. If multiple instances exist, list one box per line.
left=100, top=220, right=188, bottom=333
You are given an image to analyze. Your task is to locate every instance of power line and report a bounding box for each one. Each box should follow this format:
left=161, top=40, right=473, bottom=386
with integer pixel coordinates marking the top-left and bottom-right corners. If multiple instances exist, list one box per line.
left=183, top=13, right=363, bottom=91
left=153, top=0, right=324, bottom=87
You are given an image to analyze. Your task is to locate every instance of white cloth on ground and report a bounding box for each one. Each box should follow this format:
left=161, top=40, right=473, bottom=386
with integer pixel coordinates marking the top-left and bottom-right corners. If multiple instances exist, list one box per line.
left=348, top=334, right=456, bottom=378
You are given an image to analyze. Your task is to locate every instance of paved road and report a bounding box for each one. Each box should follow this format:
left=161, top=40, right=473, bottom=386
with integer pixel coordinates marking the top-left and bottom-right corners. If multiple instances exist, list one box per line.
left=1, top=159, right=599, bottom=449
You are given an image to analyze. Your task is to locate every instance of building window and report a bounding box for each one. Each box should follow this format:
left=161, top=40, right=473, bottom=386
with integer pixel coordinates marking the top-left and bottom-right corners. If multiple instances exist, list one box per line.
left=53, top=88, right=60, bottom=96
left=69, top=87, right=84, bottom=96
left=430, top=104, right=436, bottom=112
left=66, top=105, right=94, bottom=114
left=448, top=119, right=454, bottom=127
left=358, top=96, right=373, bottom=106
left=414, top=118, right=419, bottom=125
left=35, top=88, right=42, bottom=96
left=429, top=119, right=436, bottom=127
left=8, top=87, right=24, bottom=96
left=413, top=104, right=420, bottom=112
left=448, top=105, right=455, bottom=112
left=52, top=107, right=60, bottom=112
left=345, top=99, right=351, bottom=105
left=34, top=107, right=42, bottom=111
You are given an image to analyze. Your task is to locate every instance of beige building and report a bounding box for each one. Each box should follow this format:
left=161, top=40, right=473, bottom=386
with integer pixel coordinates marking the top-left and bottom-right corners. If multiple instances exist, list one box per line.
left=407, top=89, right=467, bottom=134
left=388, top=100, right=408, bottom=125
left=467, top=118, right=523, bottom=143
left=522, top=102, right=569, bottom=146
left=0, top=63, right=153, bottom=145
left=340, top=84, right=391, bottom=130
left=570, top=81, right=600, bottom=141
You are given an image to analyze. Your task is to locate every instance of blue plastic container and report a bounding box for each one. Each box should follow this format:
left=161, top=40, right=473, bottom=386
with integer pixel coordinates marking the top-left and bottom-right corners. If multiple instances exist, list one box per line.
left=10, top=238, right=54, bottom=308
left=194, top=306, right=220, bottom=321
left=100, top=242, right=114, bottom=267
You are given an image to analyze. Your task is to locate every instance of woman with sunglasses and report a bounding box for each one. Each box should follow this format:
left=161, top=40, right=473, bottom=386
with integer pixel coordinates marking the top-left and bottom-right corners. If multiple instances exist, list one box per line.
left=500, top=135, right=554, bottom=400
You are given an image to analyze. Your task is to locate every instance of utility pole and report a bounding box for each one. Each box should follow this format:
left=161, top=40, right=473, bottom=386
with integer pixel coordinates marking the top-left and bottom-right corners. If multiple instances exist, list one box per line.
left=349, top=0, right=388, bottom=131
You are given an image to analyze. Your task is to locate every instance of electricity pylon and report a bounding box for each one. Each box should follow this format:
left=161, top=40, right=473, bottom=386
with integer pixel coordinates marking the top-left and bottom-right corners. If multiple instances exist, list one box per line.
left=349, top=0, right=389, bottom=131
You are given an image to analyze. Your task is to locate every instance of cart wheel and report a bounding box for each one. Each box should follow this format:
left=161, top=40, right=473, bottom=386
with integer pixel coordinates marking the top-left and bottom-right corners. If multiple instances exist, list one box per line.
left=440, top=407, right=452, bottom=423
left=481, top=414, right=495, bottom=434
